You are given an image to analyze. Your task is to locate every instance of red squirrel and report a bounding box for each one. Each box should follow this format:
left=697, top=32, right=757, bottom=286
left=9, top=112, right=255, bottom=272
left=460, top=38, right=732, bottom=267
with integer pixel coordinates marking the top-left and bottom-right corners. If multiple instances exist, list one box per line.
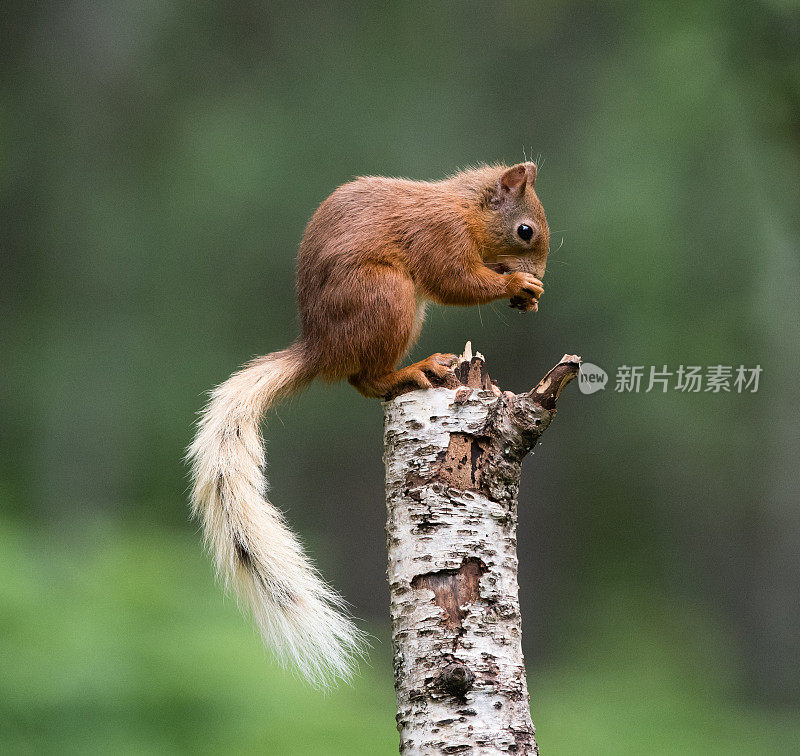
left=188, top=162, right=549, bottom=685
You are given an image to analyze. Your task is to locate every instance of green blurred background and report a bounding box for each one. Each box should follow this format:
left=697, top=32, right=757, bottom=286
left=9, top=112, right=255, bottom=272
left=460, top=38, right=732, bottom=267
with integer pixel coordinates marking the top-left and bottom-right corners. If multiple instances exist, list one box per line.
left=3, top=1, right=800, bottom=753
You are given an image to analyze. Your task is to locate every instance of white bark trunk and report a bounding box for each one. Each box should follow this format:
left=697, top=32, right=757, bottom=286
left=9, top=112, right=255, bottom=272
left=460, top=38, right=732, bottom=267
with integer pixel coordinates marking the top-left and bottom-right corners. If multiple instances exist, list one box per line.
left=384, top=349, right=579, bottom=755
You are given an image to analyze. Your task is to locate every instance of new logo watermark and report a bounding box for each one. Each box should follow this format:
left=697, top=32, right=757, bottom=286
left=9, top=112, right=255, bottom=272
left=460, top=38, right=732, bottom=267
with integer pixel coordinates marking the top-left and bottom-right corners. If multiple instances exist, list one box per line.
left=578, top=363, right=608, bottom=394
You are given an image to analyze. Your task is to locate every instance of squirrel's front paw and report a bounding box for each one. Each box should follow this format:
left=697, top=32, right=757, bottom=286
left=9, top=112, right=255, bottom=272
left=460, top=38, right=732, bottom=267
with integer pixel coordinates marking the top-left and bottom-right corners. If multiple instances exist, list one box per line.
left=505, top=272, right=543, bottom=311
left=510, top=295, right=539, bottom=312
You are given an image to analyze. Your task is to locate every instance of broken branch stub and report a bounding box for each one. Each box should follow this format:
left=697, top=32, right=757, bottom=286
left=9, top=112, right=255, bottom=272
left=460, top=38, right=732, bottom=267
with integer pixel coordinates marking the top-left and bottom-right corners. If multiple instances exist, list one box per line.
left=384, top=346, right=579, bottom=754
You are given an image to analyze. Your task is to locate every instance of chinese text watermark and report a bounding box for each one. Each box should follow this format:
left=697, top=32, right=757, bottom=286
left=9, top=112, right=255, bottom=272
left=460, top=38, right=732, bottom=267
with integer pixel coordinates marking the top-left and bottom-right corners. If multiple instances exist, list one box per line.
left=579, top=364, right=762, bottom=395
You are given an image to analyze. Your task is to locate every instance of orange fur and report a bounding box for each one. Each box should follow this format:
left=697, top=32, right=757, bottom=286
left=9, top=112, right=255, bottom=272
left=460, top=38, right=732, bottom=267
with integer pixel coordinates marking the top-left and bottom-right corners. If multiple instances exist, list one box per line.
left=296, top=162, right=549, bottom=396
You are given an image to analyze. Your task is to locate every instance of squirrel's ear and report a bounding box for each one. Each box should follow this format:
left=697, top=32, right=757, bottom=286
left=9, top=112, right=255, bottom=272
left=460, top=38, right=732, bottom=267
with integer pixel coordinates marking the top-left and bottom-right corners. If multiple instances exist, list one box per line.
left=498, top=162, right=536, bottom=197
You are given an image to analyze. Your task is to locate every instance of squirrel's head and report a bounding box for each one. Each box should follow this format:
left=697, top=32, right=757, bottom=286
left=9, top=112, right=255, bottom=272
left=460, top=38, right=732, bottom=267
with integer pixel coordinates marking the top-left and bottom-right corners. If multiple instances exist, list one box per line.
left=479, top=162, right=549, bottom=279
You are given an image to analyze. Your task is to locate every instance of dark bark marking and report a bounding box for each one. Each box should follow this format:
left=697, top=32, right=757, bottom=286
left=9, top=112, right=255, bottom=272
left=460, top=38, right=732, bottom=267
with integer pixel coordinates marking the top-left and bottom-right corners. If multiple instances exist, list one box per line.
left=411, top=557, right=487, bottom=629
left=438, top=433, right=489, bottom=491
left=403, top=433, right=490, bottom=495
left=439, top=663, right=475, bottom=697
left=454, top=355, right=494, bottom=390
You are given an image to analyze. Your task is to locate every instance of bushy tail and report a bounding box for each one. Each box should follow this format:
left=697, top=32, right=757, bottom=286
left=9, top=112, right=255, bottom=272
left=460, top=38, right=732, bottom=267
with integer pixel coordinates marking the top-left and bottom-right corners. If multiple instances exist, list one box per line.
left=187, top=343, right=364, bottom=686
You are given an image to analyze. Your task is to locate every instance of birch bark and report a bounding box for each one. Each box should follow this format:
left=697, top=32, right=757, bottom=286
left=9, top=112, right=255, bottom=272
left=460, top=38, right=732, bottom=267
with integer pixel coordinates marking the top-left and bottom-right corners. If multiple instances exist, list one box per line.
left=383, top=347, right=579, bottom=755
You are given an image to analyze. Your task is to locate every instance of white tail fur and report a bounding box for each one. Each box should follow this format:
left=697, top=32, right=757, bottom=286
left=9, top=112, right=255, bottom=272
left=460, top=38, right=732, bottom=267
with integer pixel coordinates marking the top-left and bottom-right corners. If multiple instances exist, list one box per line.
left=187, top=344, right=364, bottom=686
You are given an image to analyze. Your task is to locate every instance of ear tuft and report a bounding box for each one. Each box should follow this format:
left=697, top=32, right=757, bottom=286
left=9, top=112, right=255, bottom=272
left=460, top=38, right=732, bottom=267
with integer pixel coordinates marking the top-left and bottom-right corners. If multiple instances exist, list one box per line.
left=498, top=162, right=537, bottom=197
left=499, top=164, right=527, bottom=194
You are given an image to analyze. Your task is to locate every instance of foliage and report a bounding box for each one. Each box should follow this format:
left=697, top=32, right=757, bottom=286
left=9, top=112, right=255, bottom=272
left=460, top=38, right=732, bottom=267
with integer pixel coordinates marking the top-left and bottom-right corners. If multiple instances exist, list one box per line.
left=2, top=0, right=799, bottom=747
left=2, top=515, right=799, bottom=754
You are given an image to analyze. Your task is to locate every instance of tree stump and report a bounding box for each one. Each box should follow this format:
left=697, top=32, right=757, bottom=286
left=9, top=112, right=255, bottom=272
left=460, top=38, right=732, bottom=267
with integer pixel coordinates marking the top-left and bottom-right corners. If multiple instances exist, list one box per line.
left=383, top=344, right=580, bottom=755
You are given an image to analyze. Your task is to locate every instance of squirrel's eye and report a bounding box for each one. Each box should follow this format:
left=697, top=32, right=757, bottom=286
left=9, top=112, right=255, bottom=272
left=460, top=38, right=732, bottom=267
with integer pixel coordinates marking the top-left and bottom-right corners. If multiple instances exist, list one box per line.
left=517, top=224, right=534, bottom=242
